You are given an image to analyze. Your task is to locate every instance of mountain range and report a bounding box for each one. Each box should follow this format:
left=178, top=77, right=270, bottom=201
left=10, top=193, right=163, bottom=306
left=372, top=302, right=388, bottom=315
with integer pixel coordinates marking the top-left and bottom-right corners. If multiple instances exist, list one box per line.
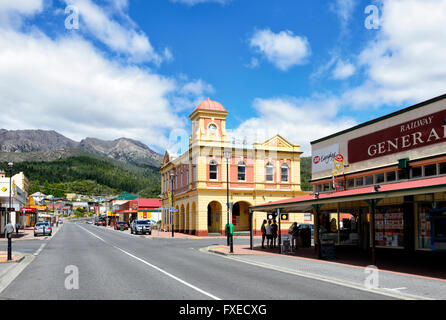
left=0, top=129, right=163, bottom=168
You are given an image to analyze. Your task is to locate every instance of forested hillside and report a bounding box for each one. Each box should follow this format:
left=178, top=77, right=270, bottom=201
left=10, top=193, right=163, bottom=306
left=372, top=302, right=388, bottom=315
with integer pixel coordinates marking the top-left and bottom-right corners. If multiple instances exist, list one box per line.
left=0, top=156, right=160, bottom=198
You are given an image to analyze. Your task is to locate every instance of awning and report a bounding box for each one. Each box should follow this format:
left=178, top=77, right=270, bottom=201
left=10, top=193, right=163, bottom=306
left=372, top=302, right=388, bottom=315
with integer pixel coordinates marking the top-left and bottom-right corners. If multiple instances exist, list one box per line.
left=251, top=176, right=446, bottom=212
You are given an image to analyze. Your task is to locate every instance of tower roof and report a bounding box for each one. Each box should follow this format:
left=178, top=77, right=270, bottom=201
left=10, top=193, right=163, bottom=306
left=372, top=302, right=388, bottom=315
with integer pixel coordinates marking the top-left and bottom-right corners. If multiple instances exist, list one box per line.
left=193, top=98, right=227, bottom=113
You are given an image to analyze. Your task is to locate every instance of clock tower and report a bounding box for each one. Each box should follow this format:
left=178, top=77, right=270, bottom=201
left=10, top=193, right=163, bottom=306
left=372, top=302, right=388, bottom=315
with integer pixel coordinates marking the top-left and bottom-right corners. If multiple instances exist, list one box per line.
left=189, top=98, right=228, bottom=144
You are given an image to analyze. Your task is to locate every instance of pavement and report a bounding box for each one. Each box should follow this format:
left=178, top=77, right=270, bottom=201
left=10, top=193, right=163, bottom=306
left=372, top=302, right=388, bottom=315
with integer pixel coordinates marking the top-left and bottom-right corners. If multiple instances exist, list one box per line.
left=206, top=244, right=446, bottom=300
left=0, top=222, right=397, bottom=300
left=0, top=222, right=444, bottom=300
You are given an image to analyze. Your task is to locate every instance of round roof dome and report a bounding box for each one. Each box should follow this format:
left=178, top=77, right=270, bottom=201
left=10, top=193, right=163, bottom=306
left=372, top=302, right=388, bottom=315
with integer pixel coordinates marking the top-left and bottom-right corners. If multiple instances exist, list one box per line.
left=193, top=98, right=227, bottom=113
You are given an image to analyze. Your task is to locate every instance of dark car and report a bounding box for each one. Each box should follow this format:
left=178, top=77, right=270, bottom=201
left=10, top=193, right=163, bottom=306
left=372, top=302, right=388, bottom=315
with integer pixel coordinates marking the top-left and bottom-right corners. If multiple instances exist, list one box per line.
left=115, top=221, right=129, bottom=230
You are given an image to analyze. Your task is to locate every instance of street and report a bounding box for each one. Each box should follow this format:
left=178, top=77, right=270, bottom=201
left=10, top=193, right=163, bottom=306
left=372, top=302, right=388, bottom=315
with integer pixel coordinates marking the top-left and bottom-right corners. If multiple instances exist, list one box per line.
left=0, top=222, right=396, bottom=300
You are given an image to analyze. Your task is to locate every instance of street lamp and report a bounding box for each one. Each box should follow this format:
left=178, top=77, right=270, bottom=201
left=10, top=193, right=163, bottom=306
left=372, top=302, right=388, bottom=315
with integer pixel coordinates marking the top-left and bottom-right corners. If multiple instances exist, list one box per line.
left=170, top=172, right=175, bottom=238
left=7, top=162, right=13, bottom=260
left=224, top=148, right=233, bottom=253
left=7, top=162, right=13, bottom=224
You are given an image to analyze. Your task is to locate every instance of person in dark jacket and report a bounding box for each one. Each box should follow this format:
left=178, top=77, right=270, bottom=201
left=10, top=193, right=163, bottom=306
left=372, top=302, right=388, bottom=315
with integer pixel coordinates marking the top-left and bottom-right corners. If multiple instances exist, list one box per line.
left=271, top=219, right=278, bottom=248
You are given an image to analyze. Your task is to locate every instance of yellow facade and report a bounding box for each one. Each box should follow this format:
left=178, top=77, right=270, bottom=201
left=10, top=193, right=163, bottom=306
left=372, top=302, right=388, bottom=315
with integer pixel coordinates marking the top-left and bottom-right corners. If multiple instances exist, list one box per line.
left=160, top=99, right=309, bottom=236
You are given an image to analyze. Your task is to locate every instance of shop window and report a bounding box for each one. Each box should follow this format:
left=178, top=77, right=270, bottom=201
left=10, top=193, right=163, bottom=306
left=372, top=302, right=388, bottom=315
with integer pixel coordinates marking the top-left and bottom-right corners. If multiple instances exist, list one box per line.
left=418, top=204, right=432, bottom=249
left=323, top=183, right=330, bottom=191
left=356, top=177, right=363, bottom=187
left=375, top=173, right=385, bottom=184
left=375, top=206, right=404, bottom=248
left=412, top=166, right=422, bottom=178
left=281, top=163, right=289, bottom=182
left=266, top=162, right=274, bottom=182
left=440, top=162, right=446, bottom=175
left=238, top=161, right=246, bottom=181
left=347, top=179, right=354, bottom=189
left=364, top=175, right=374, bottom=185
left=386, top=171, right=396, bottom=182
left=209, top=160, right=218, bottom=180
left=398, top=169, right=409, bottom=180
left=424, top=164, right=437, bottom=177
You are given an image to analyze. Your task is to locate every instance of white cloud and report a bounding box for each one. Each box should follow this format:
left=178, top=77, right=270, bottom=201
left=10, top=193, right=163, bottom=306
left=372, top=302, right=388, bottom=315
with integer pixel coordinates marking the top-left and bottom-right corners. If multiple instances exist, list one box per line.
left=344, top=0, right=446, bottom=108
left=0, top=0, right=44, bottom=28
left=233, top=96, right=356, bottom=155
left=170, top=0, right=230, bottom=6
left=64, top=0, right=170, bottom=64
left=0, top=29, right=211, bottom=151
left=332, top=60, right=356, bottom=80
left=330, top=0, right=357, bottom=33
left=249, top=28, right=311, bottom=71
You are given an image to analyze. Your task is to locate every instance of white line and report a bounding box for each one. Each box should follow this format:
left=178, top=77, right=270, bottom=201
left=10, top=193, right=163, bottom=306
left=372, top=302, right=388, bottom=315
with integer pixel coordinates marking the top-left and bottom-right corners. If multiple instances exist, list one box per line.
left=34, top=243, right=46, bottom=256
left=78, top=225, right=221, bottom=300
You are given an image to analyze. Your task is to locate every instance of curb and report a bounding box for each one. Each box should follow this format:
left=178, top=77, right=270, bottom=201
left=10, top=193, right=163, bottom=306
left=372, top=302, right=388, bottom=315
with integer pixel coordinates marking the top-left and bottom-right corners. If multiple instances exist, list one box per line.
left=0, top=254, right=35, bottom=295
left=0, top=253, right=25, bottom=264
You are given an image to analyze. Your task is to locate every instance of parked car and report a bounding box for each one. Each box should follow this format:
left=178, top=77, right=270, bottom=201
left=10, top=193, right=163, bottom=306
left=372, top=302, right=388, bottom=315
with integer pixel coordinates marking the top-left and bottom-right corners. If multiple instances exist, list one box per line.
left=130, top=220, right=152, bottom=235
left=95, top=220, right=105, bottom=226
left=115, top=221, right=129, bottom=230
left=86, top=220, right=93, bottom=224
left=34, top=222, right=52, bottom=237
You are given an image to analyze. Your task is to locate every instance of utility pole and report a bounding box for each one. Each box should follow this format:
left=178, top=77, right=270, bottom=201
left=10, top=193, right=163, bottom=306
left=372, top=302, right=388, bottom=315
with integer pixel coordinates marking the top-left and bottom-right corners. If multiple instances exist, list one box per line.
left=170, top=172, right=175, bottom=238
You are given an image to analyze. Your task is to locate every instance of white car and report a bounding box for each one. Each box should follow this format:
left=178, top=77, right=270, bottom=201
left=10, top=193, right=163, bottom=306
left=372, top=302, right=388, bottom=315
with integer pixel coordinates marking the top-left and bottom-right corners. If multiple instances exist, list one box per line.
left=34, top=222, right=52, bottom=237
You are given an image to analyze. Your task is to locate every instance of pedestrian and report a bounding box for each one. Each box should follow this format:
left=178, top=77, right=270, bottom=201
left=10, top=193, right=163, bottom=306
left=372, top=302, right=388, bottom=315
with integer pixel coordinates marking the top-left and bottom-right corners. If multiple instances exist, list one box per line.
left=271, top=219, right=278, bottom=248
left=265, top=220, right=273, bottom=248
left=5, top=222, right=14, bottom=239
left=15, top=223, right=20, bottom=235
left=261, top=219, right=267, bottom=249
left=289, top=222, right=299, bottom=251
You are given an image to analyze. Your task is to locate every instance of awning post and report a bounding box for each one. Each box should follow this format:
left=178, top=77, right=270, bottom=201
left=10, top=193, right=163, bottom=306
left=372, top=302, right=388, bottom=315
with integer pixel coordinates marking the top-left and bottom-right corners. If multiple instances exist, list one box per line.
left=277, top=208, right=282, bottom=254
left=371, top=199, right=376, bottom=266
left=249, top=209, right=253, bottom=250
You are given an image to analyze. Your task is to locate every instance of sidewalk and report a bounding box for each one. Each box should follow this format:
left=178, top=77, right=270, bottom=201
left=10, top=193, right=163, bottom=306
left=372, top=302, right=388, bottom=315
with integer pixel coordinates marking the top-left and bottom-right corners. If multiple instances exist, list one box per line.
left=0, top=251, right=24, bottom=263
left=207, top=244, right=446, bottom=299
left=0, top=228, right=35, bottom=241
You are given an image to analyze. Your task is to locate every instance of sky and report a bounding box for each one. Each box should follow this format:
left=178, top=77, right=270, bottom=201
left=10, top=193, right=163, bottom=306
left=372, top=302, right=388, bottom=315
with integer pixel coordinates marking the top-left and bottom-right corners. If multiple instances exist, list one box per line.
left=1, top=0, right=446, bottom=156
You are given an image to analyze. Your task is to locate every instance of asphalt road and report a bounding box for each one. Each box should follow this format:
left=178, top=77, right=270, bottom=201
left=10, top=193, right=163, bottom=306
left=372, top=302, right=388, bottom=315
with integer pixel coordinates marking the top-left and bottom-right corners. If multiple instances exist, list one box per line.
left=0, top=222, right=394, bottom=300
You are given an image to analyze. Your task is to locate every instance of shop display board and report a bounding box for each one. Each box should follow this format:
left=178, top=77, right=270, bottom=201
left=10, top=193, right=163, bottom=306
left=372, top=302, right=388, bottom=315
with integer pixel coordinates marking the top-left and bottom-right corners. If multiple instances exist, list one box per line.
left=375, top=206, right=404, bottom=247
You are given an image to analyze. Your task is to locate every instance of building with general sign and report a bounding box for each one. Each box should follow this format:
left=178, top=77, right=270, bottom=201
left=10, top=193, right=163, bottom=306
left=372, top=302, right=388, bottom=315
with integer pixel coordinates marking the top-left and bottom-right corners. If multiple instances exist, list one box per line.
left=252, top=93, right=446, bottom=257
left=160, top=98, right=309, bottom=236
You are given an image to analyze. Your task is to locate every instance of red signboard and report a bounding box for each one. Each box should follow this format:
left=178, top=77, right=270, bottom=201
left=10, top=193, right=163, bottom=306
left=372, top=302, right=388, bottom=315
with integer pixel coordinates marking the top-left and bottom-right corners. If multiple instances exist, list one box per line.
left=22, top=207, right=37, bottom=213
left=348, top=109, right=446, bottom=164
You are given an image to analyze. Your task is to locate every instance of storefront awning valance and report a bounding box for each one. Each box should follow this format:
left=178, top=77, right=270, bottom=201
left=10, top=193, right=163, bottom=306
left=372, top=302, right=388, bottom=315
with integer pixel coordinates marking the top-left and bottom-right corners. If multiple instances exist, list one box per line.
left=251, top=176, right=446, bottom=212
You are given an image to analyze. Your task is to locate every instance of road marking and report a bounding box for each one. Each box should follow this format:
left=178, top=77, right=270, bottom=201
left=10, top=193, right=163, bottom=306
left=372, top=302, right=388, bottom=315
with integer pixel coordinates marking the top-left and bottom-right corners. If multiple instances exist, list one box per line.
left=78, top=225, right=221, bottom=300
left=204, top=247, right=432, bottom=301
left=34, top=243, right=46, bottom=256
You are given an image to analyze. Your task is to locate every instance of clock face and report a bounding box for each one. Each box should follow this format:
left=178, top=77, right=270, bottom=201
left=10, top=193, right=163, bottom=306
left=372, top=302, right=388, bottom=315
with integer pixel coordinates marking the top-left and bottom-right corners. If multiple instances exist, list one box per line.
left=208, top=123, right=218, bottom=133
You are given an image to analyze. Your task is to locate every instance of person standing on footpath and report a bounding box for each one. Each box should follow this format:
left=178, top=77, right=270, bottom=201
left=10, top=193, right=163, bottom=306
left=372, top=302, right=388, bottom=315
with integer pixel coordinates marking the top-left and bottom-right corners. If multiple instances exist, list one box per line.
left=265, top=220, right=273, bottom=249
left=261, top=219, right=267, bottom=249
left=271, top=219, right=278, bottom=248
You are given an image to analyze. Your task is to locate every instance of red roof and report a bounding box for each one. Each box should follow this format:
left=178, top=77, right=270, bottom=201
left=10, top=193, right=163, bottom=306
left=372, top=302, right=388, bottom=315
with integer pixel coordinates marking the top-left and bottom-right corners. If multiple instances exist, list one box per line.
left=193, top=98, right=227, bottom=113
left=137, top=198, right=162, bottom=208
left=253, top=176, right=446, bottom=209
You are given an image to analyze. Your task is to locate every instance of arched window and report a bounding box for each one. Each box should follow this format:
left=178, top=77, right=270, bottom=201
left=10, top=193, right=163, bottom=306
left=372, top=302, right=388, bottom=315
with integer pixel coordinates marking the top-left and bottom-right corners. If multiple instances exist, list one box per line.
left=266, top=162, right=274, bottom=182
left=281, top=163, right=289, bottom=182
left=209, top=160, right=218, bottom=180
left=238, top=161, right=246, bottom=181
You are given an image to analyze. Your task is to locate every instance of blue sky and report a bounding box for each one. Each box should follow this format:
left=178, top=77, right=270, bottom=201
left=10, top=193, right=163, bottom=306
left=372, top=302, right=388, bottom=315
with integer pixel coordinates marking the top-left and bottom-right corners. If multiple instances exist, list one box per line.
left=1, top=0, right=446, bottom=155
